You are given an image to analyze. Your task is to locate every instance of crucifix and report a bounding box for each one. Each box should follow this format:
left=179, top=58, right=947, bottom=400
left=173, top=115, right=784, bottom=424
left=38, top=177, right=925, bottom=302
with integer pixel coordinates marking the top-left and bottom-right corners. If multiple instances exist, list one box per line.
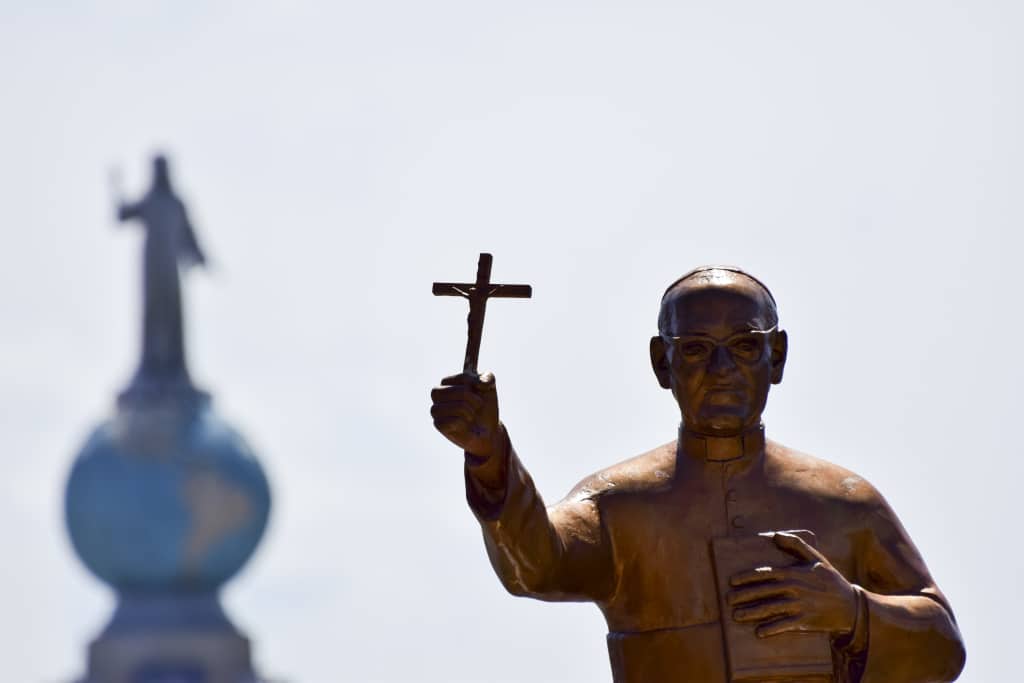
left=433, top=253, right=532, bottom=377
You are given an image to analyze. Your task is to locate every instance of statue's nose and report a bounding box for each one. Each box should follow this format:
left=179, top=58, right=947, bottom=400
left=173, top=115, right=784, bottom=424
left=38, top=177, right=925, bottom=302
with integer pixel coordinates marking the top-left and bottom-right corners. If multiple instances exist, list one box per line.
left=707, top=345, right=737, bottom=375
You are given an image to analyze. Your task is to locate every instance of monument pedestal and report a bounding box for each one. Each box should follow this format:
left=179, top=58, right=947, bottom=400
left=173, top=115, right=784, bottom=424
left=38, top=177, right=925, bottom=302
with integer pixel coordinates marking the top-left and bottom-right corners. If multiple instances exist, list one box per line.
left=88, top=631, right=255, bottom=683
left=83, top=594, right=260, bottom=683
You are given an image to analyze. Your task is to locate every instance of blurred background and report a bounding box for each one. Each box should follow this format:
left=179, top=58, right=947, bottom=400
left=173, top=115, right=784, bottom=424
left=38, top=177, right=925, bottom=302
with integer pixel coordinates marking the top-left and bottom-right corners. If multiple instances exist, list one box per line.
left=1, top=2, right=1020, bottom=681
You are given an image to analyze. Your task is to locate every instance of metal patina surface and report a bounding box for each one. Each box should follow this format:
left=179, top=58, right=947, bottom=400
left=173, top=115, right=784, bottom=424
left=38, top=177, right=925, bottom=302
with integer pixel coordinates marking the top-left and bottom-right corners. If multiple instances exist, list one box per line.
left=431, top=263, right=966, bottom=683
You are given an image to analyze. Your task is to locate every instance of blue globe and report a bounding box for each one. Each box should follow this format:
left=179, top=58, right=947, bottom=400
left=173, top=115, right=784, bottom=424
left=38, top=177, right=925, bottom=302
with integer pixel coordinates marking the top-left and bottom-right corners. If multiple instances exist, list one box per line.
left=65, top=397, right=271, bottom=594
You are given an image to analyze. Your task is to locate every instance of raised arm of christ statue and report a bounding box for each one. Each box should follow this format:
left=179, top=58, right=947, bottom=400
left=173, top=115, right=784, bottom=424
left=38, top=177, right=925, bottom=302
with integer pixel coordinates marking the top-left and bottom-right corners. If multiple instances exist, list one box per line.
left=430, top=265, right=965, bottom=683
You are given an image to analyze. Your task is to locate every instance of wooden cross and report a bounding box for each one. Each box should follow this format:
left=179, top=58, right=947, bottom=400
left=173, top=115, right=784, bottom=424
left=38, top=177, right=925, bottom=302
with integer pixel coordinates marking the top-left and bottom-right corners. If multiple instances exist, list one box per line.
left=433, top=253, right=532, bottom=376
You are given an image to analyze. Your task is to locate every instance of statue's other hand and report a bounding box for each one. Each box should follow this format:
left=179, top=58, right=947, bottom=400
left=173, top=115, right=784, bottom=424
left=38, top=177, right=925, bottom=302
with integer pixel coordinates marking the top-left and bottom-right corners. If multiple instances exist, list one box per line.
left=727, top=532, right=859, bottom=640
left=430, top=372, right=502, bottom=459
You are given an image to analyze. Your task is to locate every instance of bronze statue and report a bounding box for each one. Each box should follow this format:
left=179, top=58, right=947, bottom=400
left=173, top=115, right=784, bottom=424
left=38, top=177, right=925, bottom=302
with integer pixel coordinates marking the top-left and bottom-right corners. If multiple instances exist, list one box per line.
left=431, top=264, right=965, bottom=682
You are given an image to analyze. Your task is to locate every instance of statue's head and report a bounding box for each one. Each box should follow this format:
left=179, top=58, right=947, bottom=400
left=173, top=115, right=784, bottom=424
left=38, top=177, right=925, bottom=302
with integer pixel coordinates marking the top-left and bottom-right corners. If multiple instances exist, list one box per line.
left=152, top=155, right=171, bottom=189
left=650, top=266, right=788, bottom=436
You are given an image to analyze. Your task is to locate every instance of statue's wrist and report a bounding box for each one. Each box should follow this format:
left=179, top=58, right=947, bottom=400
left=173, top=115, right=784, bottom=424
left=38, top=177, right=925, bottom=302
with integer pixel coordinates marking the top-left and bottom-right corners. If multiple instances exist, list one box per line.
left=464, top=449, right=491, bottom=466
left=465, top=424, right=509, bottom=483
left=465, top=424, right=505, bottom=463
left=833, top=584, right=868, bottom=654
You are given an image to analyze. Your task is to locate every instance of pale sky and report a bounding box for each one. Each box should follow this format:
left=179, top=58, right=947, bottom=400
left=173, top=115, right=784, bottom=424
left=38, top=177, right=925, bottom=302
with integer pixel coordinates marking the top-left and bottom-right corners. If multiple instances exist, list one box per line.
left=2, top=2, right=1020, bottom=681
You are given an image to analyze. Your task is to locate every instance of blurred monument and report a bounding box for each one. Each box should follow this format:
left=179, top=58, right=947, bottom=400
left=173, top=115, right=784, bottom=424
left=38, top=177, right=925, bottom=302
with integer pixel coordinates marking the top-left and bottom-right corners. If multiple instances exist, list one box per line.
left=65, top=155, right=273, bottom=683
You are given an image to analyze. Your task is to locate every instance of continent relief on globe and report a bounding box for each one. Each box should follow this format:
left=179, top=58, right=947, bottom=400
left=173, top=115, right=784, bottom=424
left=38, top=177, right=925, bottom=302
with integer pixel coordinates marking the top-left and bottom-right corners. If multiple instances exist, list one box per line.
left=182, top=470, right=255, bottom=570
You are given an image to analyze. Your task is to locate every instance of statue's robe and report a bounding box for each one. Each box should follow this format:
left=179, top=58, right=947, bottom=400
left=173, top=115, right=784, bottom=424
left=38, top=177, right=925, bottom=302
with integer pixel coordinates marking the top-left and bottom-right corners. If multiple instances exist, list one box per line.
left=466, top=429, right=965, bottom=683
left=119, top=187, right=204, bottom=388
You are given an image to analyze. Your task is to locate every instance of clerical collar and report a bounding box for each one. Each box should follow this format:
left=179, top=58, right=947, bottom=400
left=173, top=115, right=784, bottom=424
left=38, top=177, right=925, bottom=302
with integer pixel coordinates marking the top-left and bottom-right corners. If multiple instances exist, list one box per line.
left=679, top=424, right=765, bottom=462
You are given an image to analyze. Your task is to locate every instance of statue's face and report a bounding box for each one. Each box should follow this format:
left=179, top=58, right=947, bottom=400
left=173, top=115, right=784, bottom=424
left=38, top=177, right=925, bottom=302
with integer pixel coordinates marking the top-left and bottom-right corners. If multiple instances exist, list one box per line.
left=651, top=276, right=787, bottom=435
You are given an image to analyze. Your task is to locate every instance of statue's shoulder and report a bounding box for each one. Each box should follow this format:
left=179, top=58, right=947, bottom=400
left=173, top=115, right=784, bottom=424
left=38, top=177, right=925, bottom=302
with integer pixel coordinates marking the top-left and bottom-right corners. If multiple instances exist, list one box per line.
left=564, top=440, right=677, bottom=502
left=765, top=439, right=883, bottom=508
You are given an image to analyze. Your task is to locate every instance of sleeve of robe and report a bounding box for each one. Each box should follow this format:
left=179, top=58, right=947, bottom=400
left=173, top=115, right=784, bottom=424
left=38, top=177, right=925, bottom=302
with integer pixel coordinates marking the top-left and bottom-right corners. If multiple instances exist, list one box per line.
left=464, top=429, right=616, bottom=603
left=842, top=489, right=966, bottom=683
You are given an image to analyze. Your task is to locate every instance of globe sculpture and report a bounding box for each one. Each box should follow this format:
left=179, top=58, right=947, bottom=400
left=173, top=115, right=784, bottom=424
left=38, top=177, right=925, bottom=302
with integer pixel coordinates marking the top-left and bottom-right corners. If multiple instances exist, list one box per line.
left=65, top=156, right=272, bottom=683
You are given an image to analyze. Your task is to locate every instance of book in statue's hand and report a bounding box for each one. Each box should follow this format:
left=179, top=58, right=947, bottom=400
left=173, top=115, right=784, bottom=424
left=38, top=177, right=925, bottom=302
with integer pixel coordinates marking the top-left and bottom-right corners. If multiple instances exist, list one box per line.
left=711, top=531, right=835, bottom=682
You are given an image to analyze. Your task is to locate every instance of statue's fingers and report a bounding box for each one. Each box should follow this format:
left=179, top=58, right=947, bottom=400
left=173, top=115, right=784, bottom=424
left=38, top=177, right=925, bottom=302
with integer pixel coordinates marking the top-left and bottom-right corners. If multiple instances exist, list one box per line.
left=470, top=372, right=497, bottom=398
left=730, top=566, right=800, bottom=587
left=433, top=415, right=469, bottom=438
left=431, top=403, right=476, bottom=423
left=732, top=598, right=800, bottom=624
left=441, top=373, right=477, bottom=386
left=756, top=615, right=809, bottom=639
left=773, top=531, right=825, bottom=564
left=431, top=386, right=484, bottom=408
left=727, top=580, right=801, bottom=607
left=441, top=373, right=496, bottom=397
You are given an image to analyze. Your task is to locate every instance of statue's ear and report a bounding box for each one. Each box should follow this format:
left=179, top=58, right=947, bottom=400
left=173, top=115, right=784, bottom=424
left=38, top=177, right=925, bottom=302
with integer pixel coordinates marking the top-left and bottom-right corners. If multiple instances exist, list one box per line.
left=771, top=329, right=788, bottom=384
left=650, top=336, right=672, bottom=389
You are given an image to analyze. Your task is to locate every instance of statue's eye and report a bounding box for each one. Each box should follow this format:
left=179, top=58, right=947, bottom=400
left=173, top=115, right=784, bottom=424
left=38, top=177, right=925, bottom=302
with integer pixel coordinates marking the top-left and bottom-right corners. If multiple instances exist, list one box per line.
left=681, top=342, right=711, bottom=359
left=730, top=338, right=761, bottom=360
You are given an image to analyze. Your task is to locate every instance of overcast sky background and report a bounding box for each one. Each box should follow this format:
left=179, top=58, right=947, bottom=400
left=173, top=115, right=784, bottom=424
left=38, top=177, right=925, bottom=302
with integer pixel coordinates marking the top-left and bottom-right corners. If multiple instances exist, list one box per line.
left=2, top=2, right=1020, bottom=681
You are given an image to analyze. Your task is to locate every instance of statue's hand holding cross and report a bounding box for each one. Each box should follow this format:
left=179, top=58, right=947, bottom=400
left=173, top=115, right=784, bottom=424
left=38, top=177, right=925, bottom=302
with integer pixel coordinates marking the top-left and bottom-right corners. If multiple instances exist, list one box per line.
left=430, top=254, right=531, bottom=468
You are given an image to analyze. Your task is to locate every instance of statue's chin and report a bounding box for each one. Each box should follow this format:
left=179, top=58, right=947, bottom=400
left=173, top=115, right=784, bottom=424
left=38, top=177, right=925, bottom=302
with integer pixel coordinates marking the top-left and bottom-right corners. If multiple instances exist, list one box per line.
left=691, top=408, right=753, bottom=436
